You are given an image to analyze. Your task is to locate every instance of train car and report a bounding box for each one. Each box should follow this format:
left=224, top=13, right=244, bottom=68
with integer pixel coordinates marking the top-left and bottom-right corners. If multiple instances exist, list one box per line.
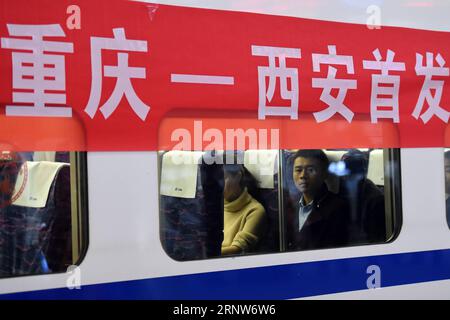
left=1, top=0, right=450, bottom=300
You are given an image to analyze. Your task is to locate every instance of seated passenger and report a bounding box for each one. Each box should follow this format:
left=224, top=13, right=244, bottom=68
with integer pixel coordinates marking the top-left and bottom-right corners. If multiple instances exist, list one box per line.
left=340, top=150, right=386, bottom=243
left=287, top=149, right=350, bottom=250
left=445, top=151, right=450, bottom=228
left=222, top=163, right=267, bottom=255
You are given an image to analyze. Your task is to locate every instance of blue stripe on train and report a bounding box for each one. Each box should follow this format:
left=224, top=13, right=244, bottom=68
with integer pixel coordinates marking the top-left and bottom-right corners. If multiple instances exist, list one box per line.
left=2, top=248, right=450, bottom=299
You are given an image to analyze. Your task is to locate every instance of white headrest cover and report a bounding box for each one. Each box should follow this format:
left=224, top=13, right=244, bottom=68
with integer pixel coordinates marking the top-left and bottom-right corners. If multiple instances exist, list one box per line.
left=12, top=161, right=68, bottom=208
left=160, top=151, right=203, bottom=199
left=244, top=150, right=278, bottom=189
left=368, top=150, right=384, bottom=186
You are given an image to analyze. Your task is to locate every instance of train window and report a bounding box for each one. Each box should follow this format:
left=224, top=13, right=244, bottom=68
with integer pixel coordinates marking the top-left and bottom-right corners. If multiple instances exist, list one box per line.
left=0, top=151, right=88, bottom=278
left=282, top=149, right=401, bottom=251
left=158, top=148, right=401, bottom=261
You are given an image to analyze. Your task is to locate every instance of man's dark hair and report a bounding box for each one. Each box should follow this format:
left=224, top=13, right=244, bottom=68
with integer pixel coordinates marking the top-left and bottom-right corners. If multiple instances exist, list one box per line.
left=341, top=149, right=369, bottom=177
left=291, top=149, right=330, bottom=172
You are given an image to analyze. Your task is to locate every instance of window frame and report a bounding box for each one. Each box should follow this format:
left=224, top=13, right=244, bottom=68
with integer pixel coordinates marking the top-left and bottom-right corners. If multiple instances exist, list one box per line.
left=157, top=148, right=403, bottom=261
left=0, top=151, right=89, bottom=279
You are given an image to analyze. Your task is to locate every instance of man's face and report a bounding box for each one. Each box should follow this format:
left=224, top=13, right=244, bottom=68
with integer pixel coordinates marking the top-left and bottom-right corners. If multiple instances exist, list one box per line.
left=293, top=157, right=327, bottom=197
left=445, top=157, right=450, bottom=194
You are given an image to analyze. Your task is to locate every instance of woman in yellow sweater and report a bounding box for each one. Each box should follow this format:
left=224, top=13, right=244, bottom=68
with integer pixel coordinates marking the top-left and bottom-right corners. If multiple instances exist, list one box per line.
left=221, top=163, right=267, bottom=256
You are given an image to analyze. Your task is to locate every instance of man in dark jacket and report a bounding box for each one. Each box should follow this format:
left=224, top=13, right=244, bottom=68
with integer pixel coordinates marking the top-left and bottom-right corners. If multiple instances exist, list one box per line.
left=287, top=149, right=350, bottom=251
left=340, top=149, right=386, bottom=244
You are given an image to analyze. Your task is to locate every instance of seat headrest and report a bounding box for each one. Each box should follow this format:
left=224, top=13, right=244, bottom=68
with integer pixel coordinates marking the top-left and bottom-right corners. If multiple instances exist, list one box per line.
left=160, top=151, right=203, bottom=199
left=12, top=161, right=68, bottom=208
left=244, top=150, right=278, bottom=189
left=367, top=150, right=384, bottom=186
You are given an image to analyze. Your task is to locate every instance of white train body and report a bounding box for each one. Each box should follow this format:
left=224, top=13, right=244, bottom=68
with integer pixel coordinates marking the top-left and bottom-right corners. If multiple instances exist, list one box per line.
left=1, top=0, right=450, bottom=299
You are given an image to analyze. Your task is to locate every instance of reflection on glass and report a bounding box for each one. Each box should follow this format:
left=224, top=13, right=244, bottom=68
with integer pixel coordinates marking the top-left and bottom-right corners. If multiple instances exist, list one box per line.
left=0, top=151, right=74, bottom=278
left=159, top=148, right=400, bottom=261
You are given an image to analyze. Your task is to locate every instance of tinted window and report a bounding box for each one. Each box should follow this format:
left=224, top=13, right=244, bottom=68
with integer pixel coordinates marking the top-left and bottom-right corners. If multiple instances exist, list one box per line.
left=158, top=148, right=401, bottom=260
left=0, top=151, right=87, bottom=277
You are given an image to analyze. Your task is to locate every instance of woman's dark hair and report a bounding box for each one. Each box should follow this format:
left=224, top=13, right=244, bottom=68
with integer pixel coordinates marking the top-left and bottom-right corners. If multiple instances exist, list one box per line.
left=223, top=152, right=261, bottom=200
left=224, top=164, right=260, bottom=200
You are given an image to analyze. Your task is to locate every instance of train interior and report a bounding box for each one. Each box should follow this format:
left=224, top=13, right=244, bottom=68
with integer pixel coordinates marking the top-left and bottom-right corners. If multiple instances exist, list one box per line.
left=0, top=151, right=84, bottom=278
left=158, top=148, right=400, bottom=261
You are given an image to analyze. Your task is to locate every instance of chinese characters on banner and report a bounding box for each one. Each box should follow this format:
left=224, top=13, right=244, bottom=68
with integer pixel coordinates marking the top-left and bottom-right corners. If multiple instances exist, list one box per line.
left=0, top=0, right=449, bottom=150
left=1, top=25, right=149, bottom=120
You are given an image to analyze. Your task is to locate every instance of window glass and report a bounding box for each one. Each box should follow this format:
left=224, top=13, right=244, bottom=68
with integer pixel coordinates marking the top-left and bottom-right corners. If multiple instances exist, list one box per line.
left=282, top=149, right=400, bottom=251
left=444, top=149, right=450, bottom=229
left=159, top=148, right=401, bottom=261
left=0, top=151, right=87, bottom=278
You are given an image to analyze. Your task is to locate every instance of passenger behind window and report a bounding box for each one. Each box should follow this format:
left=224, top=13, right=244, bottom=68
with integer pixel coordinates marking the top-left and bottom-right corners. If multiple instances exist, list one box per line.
left=445, top=151, right=450, bottom=229
left=340, top=149, right=386, bottom=243
left=222, top=161, right=267, bottom=256
left=287, top=149, right=350, bottom=250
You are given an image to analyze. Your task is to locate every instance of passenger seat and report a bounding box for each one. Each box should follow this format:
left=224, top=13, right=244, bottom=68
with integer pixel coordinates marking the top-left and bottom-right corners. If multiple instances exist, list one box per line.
left=159, top=151, right=223, bottom=261
left=0, top=160, right=72, bottom=276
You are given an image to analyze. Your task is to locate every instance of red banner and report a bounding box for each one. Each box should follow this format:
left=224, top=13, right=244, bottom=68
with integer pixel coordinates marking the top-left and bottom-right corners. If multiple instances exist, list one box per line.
left=0, top=0, right=449, bottom=151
